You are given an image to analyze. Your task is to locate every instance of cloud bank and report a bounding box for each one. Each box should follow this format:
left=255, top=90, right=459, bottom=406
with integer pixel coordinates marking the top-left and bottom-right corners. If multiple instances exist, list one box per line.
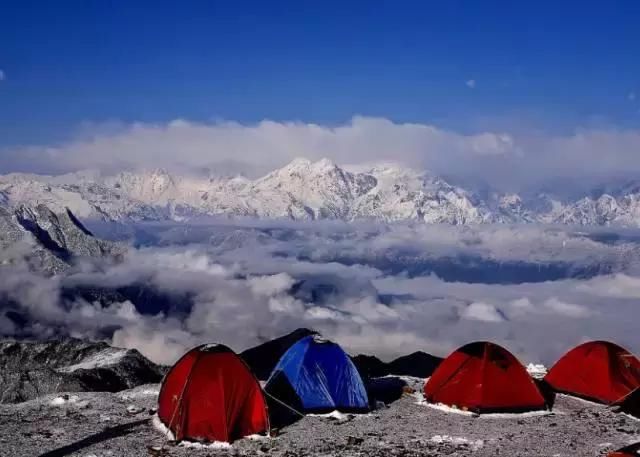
left=2, top=117, right=640, bottom=191
left=2, top=220, right=640, bottom=366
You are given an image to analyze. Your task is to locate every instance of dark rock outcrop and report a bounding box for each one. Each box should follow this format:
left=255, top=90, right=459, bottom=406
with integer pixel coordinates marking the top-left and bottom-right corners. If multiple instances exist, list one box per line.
left=351, top=354, right=389, bottom=379
left=0, top=339, right=164, bottom=404
left=387, top=351, right=443, bottom=378
left=352, top=351, right=443, bottom=380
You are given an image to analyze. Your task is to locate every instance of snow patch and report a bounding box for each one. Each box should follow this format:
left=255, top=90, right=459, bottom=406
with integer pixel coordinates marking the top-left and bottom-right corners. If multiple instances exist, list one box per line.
left=50, top=395, right=81, bottom=406
left=152, top=414, right=175, bottom=441
left=245, top=434, right=270, bottom=441
left=200, top=343, right=222, bottom=350
left=153, top=414, right=254, bottom=447
left=50, top=396, right=70, bottom=406
left=480, top=410, right=554, bottom=419
left=381, top=374, right=425, bottom=384
left=526, top=363, right=547, bottom=378
left=423, top=402, right=476, bottom=416
left=119, top=389, right=159, bottom=400
left=423, top=402, right=552, bottom=418
left=307, top=410, right=354, bottom=422
left=430, top=435, right=484, bottom=451
left=179, top=440, right=231, bottom=449
left=59, top=349, right=127, bottom=372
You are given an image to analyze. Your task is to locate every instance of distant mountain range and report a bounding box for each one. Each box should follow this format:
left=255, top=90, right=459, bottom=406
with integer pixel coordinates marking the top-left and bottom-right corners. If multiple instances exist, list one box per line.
left=2, top=158, right=640, bottom=226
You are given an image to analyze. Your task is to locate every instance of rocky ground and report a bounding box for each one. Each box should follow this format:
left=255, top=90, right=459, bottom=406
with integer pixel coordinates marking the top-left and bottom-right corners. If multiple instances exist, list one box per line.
left=1, top=378, right=638, bottom=457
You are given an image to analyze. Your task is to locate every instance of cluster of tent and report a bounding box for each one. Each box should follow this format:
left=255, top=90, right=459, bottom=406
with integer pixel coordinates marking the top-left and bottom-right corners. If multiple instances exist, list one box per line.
left=155, top=336, right=640, bottom=450
left=425, top=340, right=640, bottom=415
left=157, top=335, right=367, bottom=443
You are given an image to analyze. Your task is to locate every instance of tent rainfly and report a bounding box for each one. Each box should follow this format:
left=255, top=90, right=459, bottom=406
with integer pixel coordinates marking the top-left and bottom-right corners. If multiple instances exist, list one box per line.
left=424, top=341, right=547, bottom=413
left=544, top=341, right=640, bottom=404
left=265, top=335, right=369, bottom=415
left=157, top=344, right=269, bottom=444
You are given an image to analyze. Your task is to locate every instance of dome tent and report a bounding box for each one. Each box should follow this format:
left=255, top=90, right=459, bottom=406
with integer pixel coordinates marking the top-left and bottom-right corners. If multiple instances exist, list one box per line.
left=240, top=328, right=317, bottom=380
left=544, top=341, right=640, bottom=404
left=424, top=341, right=547, bottom=414
left=264, top=335, right=369, bottom=417
left=157, top=344, right=269, bottom=444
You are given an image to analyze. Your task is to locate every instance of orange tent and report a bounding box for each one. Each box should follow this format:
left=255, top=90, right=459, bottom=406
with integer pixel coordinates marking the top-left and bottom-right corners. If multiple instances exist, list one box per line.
left=157, top=344, right=269, bottom=444
left=544, top=341, right=640, bottom=404
left=424, top=341, right=547, bottom=413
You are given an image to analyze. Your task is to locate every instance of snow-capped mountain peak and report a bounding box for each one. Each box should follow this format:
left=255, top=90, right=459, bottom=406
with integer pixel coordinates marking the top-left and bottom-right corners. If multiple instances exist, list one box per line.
left=2, top=158, right=640, bottom=226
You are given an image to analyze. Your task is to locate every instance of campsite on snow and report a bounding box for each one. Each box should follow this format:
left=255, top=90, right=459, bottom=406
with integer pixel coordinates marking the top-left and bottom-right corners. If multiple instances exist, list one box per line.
left=4, top=2, right=640, bottom=456
left=2, top=197, right=640, bottom=456
left=1, top=331, right=639, bottom=456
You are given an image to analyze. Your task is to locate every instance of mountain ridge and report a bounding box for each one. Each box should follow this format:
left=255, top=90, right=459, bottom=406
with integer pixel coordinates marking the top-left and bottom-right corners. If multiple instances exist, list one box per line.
left=2, top=158, right=640, bottom=226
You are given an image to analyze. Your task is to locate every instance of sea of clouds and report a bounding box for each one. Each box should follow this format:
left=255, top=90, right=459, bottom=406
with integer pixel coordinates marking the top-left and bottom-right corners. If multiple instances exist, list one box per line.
left=2, top=219, right=640, bottom=366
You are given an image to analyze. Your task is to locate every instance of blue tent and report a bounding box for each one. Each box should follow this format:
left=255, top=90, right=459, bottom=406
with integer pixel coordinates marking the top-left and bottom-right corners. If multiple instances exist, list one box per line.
left=264, top=335, right=369, bottom=414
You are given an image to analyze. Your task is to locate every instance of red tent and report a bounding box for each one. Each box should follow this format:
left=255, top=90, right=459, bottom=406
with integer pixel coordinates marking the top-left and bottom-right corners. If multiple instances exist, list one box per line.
left=544, top=341, right=640, bottom=404
left=614, top=387, right=640, bottom=419
left=607, top=442, right=640, bottom=457
left=424, top=341, right=546, bottom=413
left=157, top=344, right=269, bottom=443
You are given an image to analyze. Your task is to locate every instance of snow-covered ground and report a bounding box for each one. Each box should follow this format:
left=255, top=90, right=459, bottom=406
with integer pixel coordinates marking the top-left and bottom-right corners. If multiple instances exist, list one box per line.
left=1, top=381, right=638, bottom=457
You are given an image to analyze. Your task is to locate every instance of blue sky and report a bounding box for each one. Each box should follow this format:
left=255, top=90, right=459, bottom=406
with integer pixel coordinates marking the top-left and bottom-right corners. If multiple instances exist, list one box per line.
left=0, top=0, right=639, bottom=148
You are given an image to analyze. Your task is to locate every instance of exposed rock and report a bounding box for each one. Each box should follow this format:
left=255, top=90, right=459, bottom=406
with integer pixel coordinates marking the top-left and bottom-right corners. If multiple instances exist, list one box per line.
left=352, top=354, right=389, bottom=379
left=387, top=352, right=443, bottom=379
left=0, top=339, right=164, bottom=404
left=352, top=352, right=443, bottom=380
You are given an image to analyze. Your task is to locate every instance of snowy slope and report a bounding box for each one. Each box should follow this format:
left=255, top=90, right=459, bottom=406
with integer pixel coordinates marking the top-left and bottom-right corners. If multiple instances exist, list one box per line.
left=0, top=202, right=123, bottom=273
left=2, top=159, right=640, bottom=226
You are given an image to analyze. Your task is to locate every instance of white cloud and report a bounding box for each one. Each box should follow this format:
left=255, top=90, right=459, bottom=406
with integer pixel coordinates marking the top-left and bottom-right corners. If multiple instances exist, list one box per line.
left=466, top=79, right=476, bottom=89
left=0, top=117, right=517, bottom=179
left=3, top=217, right=640, bottom=365
left=629, top=91, right=637, bottom=102
left=576, top=273, right=640, bottom=299
left=3, top=116, right=640, bottom=191
left=461, top=302, right=506, bottom=322
left=542, top=298, right=592, bottom=318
